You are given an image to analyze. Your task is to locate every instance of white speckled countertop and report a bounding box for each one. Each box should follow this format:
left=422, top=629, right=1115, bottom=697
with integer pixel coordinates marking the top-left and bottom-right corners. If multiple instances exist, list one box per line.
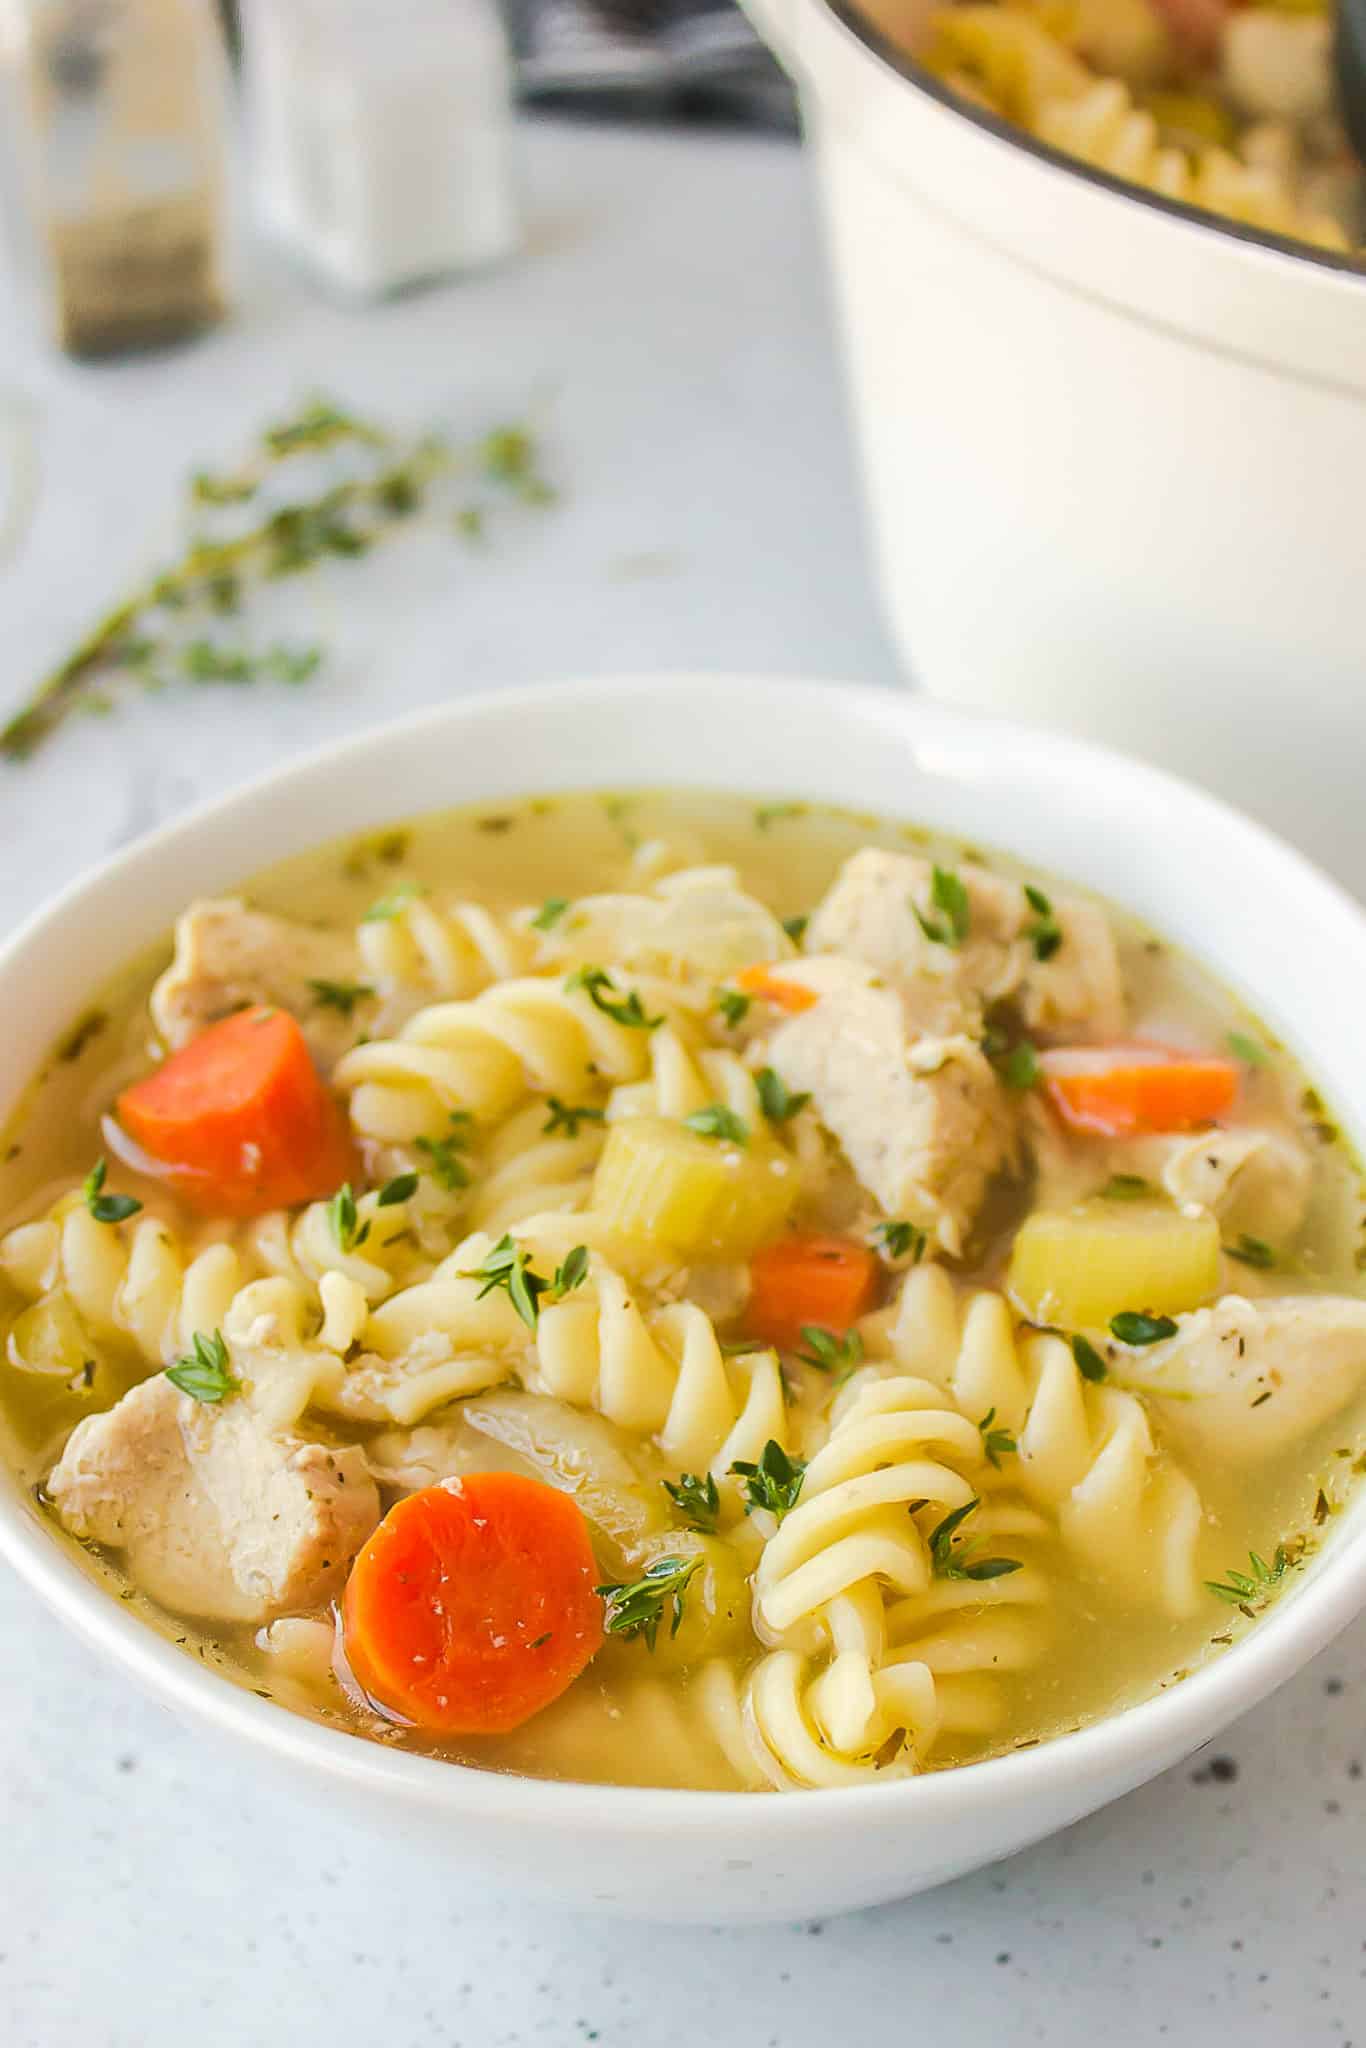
left=2, top=116, right=1365, bottom=2048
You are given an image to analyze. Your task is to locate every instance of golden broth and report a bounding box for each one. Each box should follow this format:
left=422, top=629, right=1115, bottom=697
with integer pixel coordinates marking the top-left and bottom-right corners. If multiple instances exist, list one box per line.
left=2, top=790, right=1363, bottom=1793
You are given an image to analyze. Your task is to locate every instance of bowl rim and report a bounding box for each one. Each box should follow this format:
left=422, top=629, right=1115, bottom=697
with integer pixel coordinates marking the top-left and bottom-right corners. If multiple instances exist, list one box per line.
left=818, top=0, right=1366, bottom=290
left=4, top=670, right=1366, bottom=1830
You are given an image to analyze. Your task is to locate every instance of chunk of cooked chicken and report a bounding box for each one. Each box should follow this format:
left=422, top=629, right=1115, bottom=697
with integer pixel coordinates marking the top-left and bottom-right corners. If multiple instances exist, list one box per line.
left=47, top=1374, right=379, bottom=1623
left=151, top=897, right=367, bottom=1069
left=804, top=848, right=1124, bottom=1038
left=1026, top=1104, right=1314, bottom=1247
left=766, top=973, right=1013, bottom=1254
left=1149, top=1128, right=1313, bottom=1245
left=1115, top=1294, right=1366, bottom=1464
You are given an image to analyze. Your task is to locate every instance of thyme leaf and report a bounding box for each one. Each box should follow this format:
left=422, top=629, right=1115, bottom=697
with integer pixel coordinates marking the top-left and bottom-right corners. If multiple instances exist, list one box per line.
left=596, top=1555, right=702, bottom=1651
left=662, top=1471, right=721, bottom=1534
left=730, top=1439, right=806, bottom=1521
left=166, top=1329, right=239, bottom=1405
left=82, top=1158, right=142, bottom=1225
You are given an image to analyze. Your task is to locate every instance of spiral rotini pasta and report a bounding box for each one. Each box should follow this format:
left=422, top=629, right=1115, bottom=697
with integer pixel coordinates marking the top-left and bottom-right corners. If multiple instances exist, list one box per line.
left=531, top=1254, right=786, bottom=1480
left=357, top=894, right=536, bottom=1005
left=521, top=864, right=793, bottom=985
left=1035, top=82, right=1351, bottom=252
left=923, top=2, right=1357, bottom=257
left=2, top=1197, right=245, bottom=1368
left=333, top=974, right=683, bottom=1143
left=743, top=1370, right=1051, bottom=1786
left=870, top=1264, right=1205, bottom=1615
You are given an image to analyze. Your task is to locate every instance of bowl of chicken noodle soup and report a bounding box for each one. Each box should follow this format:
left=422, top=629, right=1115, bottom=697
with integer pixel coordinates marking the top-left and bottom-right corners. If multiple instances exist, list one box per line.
left=4, top=675, right=1366, bottom=1920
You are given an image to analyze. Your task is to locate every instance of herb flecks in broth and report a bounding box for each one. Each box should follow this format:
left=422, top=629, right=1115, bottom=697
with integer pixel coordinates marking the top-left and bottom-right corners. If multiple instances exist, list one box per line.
left=2, top=790, right=1364, bottom=1795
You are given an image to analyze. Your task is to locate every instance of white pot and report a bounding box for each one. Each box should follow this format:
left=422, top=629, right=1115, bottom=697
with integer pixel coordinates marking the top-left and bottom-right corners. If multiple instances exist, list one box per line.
left=743, top=0, right=1366, bottom=888
left=3, top=675, right=1366, bottom=1921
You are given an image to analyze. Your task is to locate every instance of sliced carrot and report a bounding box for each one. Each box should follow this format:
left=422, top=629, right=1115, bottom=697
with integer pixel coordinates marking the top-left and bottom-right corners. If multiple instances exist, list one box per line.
left=343, top=1475, right=603, bottom=1735
left=117, top=1004, right=357, bottom=1217
left=747, top=1234, right=882, bottom=1352
left=1040, top=1044, right=1240, bottom=1138
left=735, top=962, right=818, bottom=1014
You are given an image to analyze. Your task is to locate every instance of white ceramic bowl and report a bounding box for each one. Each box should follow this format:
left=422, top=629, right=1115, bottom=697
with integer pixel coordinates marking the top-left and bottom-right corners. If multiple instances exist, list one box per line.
left=3, top=675, right=1366, bottom=1923
left=739, top=0, right=1366, bottom=884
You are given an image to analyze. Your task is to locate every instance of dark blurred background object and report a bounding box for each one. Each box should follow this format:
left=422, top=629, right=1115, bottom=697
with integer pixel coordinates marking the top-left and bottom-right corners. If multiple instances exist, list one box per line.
left=217, top=0, right=797, bottom=131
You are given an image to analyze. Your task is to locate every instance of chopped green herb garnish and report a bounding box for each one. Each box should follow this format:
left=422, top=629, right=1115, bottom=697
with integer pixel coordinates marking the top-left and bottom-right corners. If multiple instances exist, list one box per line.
left=730, top=1439, right=806, bottom=1521
left=1110, top=1311, right=1178, bottom=1346
left=328, top=1183, right=371, bottom=1254
left=377, top=1173, right=419, bottom=1208
left=307, top=978, right=374, bottom=1017
left=551, top=1245, right=590, bottom=1299
left=362, top=881, right=424, bottom=922
left=565, top=966, right=662, bottom=1031
left=928, top=1498, right=1022, bottom=1581
left=166, top=1329, right=239, bottom=1405
left=872, top=1219, right=927, bottom=1265
left=415, top=1122, right=474, bottom=1193
left=82, top=1158, right=142, bottom=1226
left=1205, top=1546, right=1290, bottom=1610
left=978, top=1407, right=1018, bottom=1469
left=683, top=1104, right=749, bottom=1145
left=913, top=866, right=971, bottom=949
left=755, top=802, right=802, bottom=831
left=715, top=988, right=752, bottom=1030
left=542, top=1097, right=606, bottom=1138
left=1102, top=1173, right=1151, bottom=1201
left=662, top=1470, right=721, bottom=1534
left=755, top=1067, right=810, bottom=1124
left=1225, top=1234, right=1276, bottom=1270
left=781, top=914, right=809, bottom=947
left=797, top=1325, right=864, bottom=1377
left=596, top=1555, right=702, bottom=1651
left=459, top=1234, right=586, bottom=1329
left=1022, top=884, right=1063, bottom=962
left=1227, top=1031, right=1270, bottom=1068
left=1002, top=1042, right=1041, bottom=1091
left=1071, top=1333, right=1108, bottom=1382
left=531, top=896, right=570, bottom=933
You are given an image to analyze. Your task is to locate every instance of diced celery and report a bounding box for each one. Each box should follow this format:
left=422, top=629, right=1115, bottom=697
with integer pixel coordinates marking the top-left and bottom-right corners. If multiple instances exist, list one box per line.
left=1007, top=1201, right=1220, bottom=1330
left=591, top=1115, right=798, bottom=1261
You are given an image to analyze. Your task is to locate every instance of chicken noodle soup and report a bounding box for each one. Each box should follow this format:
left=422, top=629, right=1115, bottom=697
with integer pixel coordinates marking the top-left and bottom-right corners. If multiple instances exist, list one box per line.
left=861, top=0, right=1364, bottom=259
left=2, top=791, right=1364, bottom=1792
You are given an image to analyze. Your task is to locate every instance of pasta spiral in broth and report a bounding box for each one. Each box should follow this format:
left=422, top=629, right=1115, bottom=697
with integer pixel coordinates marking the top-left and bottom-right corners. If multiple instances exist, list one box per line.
left=867, top=1265, right=1205, bottom=1617
left=2, top=788, right=1364, bottom=1795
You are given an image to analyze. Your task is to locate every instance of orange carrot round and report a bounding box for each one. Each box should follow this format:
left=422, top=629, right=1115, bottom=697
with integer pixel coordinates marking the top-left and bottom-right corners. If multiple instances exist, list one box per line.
left=747, top=1234, right=882, bottom=1352
left=343, top=1475, right=604, bottom=1735
left=117, top=1005, right=357, bottom=1217
left=735, top=963, right=819, bottom=1014
left=1040, top=1044, right=1240, bottom=1137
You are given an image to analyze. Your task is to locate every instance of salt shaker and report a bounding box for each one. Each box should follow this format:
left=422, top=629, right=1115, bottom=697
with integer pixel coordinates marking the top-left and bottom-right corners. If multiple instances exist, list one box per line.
left=239, top=0, right=520, bottom=298
left=0, top=0, right=232, bottom=355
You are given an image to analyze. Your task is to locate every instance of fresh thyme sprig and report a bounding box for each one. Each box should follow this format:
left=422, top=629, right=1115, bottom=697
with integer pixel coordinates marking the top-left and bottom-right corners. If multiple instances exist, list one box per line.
left=729, top=1439, right=806, bottom=1521
left=564, top=966, right=662, bottom=1031
left=797, top=1325, right=864, bottom=1378
left=460, top=1234, right=588, bottom=1330
left=415, top=1111, right=475, bottom=1192
left=978, top=1407, right=1018, bottom=1469
left=927, top=1499, right=1023, bottom=1582
left=82, top=1158, right=142, bottom=1225
left=596, top=1555, right=702, bottom=1651
left=1, top=398, right=557, bottom=761
left=1205, top=1546, right=1291, bottom=1613
left=662, top=1471, right=721, bottom=1534
left=165, top=1329, right=240, bottom=1405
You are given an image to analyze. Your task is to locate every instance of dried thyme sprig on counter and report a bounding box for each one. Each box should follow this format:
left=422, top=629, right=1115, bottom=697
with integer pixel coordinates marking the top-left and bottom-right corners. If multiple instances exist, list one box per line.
left=1, top=397, right=557, bottom=762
